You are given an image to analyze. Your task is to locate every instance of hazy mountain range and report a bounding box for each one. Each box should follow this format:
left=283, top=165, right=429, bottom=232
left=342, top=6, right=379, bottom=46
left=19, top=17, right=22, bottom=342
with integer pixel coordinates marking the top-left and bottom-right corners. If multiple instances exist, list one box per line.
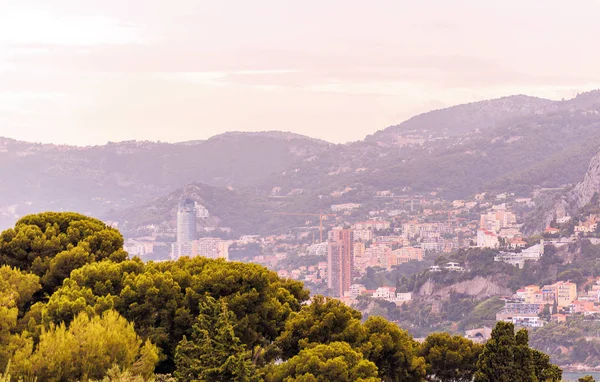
left=3, top=90, right=600, bottom=233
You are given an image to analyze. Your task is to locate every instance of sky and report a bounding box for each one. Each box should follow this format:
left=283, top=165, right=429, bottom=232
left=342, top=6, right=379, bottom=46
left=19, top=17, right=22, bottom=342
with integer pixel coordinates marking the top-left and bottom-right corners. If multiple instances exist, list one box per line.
left=1, top=1, right=600, bottom=145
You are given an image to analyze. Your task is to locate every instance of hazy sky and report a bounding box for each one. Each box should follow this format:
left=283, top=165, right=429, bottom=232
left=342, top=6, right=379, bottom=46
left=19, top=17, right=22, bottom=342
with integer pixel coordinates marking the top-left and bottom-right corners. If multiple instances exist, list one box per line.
left=1, top=1, right=600, bottom=145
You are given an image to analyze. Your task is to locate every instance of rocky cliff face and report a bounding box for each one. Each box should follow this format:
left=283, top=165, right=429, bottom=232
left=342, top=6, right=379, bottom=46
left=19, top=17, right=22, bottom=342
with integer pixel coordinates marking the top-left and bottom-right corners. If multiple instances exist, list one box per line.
left=530, top=147, right=600, bottom=234
left=418, top=276, right=512, bottom=300
left=566, top=149, right=600, bottom=210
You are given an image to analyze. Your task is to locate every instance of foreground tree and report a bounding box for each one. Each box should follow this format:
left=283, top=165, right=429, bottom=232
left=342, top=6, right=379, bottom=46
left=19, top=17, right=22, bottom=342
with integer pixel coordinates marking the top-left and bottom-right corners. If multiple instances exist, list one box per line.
left=474, top=322, right=517, bottom=382
left=0, top=212, right=127, bottom=295
left=10, top=310, right=158, bottom=381
left=273, top=296, right=425, bottom=381
left=532, top=348, right=563, bottom=382
left=39, top=257, right=308, bottom=373
left=264, top=341, right=380, bottom=382
left=474, top=322, right=562, bottom=382
left=420, top=332, right=483, bottom=382
left=0, top=212, right=568, bottom=380
left=513, top=329, right=536, bottom=381
left=0, top=266, right=41, bottom=370
left=360, top=316, right=426, bottom=382
left=174, top=295, right=257, bottom=382
left=274, top=295, right=363, bottom=360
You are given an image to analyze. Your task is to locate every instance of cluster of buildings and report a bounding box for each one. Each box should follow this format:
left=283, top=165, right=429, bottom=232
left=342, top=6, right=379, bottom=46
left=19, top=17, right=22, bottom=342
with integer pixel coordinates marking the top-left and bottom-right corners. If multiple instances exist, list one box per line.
left=326, top=223, right=427, bottom=297
left=340, top=284, right=412, bottom=306
left=476, top=204, right=521, bottom=248
left=495, top=280, right=600, bottom=328
left=574, top=215, right=599, bottom=234
left=117, top=190, right=558, bottom=314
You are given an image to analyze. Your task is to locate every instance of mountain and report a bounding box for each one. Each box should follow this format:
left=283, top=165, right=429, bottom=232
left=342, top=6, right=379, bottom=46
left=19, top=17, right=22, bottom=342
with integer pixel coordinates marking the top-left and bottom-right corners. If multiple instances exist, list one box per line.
left=106, top=181, right=350, bottom=237
left=366, top=95, right=553, bottom=144
left=0, top=132, right=329, bottom=228
left=264, top=91, right=600, bottom=199
left=106, top=183, right=278, bottom=236
left=4, top=90, right=600, bottom=231
left=177, top=130, right=329, bottom=145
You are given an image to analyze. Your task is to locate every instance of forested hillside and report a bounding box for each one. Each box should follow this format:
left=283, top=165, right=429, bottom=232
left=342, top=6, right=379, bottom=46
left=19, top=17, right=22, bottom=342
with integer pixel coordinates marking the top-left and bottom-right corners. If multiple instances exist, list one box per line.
left=268, top=91, right=600, bottom=199
left=0, top=212, right=562, bottom=381
left=4, top=91, right=600, bottom=232
left=0, top=133, right=329, bottom=229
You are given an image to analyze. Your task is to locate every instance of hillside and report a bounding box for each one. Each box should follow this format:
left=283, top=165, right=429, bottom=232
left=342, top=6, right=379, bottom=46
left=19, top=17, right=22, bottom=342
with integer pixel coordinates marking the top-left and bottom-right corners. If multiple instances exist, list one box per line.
left=525, top=142, right=600, bottom=235
left=361, top=241, right=600, bottom=367
left=265, top=91, right=600, bottom=199
left=366, top=94, right=553, bottom=142
left=4, top=91, right=600, bottom=230
left=0, top=132, right=329, bottom=229
left=106, top=183, right=281, bottom=236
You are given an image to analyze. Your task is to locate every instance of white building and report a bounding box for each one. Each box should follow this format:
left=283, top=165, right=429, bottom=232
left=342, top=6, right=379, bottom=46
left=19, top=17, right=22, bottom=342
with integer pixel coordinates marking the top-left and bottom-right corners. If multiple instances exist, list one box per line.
left=194, top=203, right=210, bottom=218
left=354, top=220, right=391, bottom=231
left=124, top=240, right=154, bottom=256
left=556, top=216, right=572, bottom=224
left=195, top=237, right=230, bottom=260
left=331, top=203, right=361, bottom=212
left=494, top=240, right=544, bottom=268
left=307, top=242, right=329, bottom=257
left=421, top=241, right=441, bottom=252
left=372, top=287, right=412, bottom=305
left=373, top=286, right=396, bottom=299
left=347, top=284, right=367, bottom=298
left=172, top=237, right=230, bottom=260
left=445, top=262, right=465, bottom=272
left=393, top=292, right=412, bottom=303
left=505, top=314, right=544, bottom=328
left=477, top=229, right=499, bottom=248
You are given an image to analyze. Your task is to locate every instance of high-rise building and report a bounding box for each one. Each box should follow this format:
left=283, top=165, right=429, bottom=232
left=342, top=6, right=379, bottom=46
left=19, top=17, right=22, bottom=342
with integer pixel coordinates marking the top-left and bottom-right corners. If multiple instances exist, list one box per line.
left=177, top=198, right=197, bottom=243
left=328, top=229, right=354, bottom=297
left=171, top=198, right=197, bottom=259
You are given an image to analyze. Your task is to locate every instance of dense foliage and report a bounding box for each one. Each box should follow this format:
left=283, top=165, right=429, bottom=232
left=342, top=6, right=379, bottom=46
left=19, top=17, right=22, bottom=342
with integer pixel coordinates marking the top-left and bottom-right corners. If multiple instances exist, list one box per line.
left=0, top=212, right=127, bottom=296
left=420, top=332, right=483, bottom=382
left=0, top=213, right=562, bottom=381
left=474, top=322, right=562, bottom=382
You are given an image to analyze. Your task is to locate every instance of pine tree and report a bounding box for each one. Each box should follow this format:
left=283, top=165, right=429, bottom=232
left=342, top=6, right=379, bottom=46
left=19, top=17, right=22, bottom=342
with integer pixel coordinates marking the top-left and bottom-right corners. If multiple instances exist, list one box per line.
left=578, top=376, right=595, bottom=382
left=513, top=329, right=536, bottom=382
left=474, top=322, right=562, bottom=382
left=474, top=321, right=517, bottom=382
left=532, top=349, right=562, bottom=382
left=174, top=295, right=257, bottom=382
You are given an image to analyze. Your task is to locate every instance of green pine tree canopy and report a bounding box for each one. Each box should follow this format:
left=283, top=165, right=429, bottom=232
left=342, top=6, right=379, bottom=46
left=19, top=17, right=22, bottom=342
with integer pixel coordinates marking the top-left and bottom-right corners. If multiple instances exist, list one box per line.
left=0, top=212, right=562, bottom=381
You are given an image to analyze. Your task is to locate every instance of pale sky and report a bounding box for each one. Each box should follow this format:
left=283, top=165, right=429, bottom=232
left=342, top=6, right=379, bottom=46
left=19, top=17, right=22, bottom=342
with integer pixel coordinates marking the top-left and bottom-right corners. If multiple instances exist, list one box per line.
left=1, top=1, right=600, bottom=145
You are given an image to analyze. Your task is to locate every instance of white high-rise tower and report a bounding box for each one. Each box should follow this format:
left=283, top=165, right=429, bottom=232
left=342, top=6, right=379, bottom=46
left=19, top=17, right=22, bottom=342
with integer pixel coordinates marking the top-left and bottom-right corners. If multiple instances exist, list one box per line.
left=171, top=198, right=197, bottom=259
left=177, top=198, right=197, bottom=243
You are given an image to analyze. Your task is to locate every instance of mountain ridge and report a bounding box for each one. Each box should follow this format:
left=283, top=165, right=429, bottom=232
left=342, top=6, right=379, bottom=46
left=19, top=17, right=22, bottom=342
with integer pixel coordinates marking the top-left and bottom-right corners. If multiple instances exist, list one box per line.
left=367, top=94, right=555, bottom=144
left=0, top=130, right=329, bottom=148
left=3, top=90, right=599, bottom=148
left=4, top=90, right=600, bottom=231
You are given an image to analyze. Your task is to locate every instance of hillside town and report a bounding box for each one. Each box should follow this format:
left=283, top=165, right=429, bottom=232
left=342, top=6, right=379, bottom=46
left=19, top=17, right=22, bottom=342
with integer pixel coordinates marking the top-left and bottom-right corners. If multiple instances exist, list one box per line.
left=99, top=183, right=600, bottom=344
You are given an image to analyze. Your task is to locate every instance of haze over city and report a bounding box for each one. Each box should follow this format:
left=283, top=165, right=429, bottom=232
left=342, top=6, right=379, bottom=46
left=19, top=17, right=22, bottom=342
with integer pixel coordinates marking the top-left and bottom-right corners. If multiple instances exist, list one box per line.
left=6, top=1, right=600, bottom=380
left=1, top=0, right=600, bottom=145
